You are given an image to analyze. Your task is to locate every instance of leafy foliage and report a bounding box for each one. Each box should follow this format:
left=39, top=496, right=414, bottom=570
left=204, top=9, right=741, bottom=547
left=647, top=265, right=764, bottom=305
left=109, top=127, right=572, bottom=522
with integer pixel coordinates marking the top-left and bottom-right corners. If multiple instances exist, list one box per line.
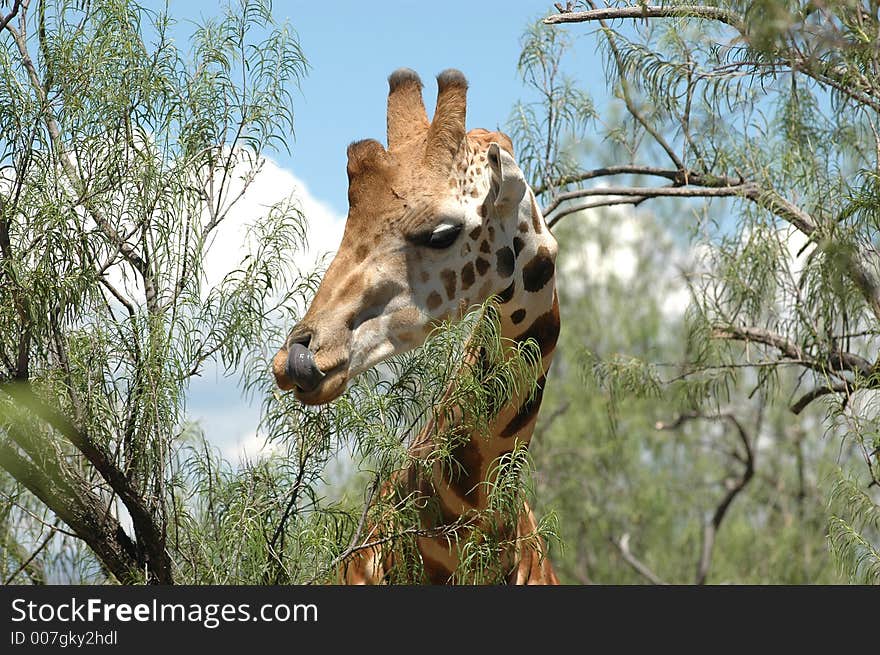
left=517, top=0, right=880, bottom=583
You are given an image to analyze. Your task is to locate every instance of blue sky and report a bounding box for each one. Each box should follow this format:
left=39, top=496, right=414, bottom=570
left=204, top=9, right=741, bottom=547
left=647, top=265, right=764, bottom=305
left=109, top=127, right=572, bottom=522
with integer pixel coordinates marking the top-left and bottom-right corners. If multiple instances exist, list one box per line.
left=162, top=1, right=612, bottom=459
left=166, top=1, right=606, bottom=214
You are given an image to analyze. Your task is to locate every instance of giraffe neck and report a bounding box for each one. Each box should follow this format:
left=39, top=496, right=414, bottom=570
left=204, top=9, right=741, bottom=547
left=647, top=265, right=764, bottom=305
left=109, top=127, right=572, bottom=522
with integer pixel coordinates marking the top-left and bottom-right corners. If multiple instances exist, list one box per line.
left=413, top=192, right=560, bottom=583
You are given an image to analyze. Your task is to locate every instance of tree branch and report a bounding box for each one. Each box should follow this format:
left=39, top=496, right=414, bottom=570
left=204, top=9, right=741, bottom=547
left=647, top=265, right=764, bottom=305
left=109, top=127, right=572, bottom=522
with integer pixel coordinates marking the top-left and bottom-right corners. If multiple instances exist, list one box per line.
left=712, top=325, right=874, bottom=379
left=544, top=3, right=880, bottom=318
left=547, top=196, right=648, bottom=229
left=611, top=533, right=668, bottom=585
left=584, top=1, right=684, bottom=170
left=0, top=0, right=21, bottom=33
left=0, top=438, right=141, bottom=583
left=544, top=4, right=745, bottom=31
left=656, top=411, right=754, bottom=585
left=1, top=384, right=174, bottom=583
left=543, top=182, right=753, bottom=217
left=790, top=383, right=851, bottom=415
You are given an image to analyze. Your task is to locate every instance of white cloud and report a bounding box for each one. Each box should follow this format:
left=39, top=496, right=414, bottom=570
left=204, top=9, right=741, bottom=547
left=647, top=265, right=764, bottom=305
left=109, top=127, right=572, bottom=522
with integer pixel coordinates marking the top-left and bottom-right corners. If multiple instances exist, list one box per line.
left=555, top=198, right=694, bottom=319
left=219, top=429, right=281, bottom=464
left=558, top=201, right=645, bottom=288
left=202, top=157, right=345, bottom=291
left=183, top=159, right=345, bottom=463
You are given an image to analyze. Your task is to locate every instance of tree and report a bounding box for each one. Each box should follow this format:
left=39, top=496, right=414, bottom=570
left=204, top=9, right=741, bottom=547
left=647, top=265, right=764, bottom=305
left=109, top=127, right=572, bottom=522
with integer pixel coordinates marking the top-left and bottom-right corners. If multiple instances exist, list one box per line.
left=0, top=0, right=309, bottom=583
left=0, top=0, right=544, bottom=586
left=522, top=0, right=880, bottom=582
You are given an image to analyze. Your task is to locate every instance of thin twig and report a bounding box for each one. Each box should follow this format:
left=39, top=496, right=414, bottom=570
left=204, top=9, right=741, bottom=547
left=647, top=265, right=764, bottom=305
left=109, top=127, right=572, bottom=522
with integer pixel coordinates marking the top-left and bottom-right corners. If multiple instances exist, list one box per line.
left=612, top=533, right=668, bottom=585
left=656, top=411, right=754, bottom=584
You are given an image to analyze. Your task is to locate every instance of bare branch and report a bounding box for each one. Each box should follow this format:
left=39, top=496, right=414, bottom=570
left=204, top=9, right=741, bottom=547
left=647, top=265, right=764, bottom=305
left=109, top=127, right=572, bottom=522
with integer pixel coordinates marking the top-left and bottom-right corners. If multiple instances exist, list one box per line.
left=0, top=0, right=21, bottom=33
left=612, top=533, right=668, bottom=585
left=544, top=4, right=745, bottom=31
left=547, top=196, right=648, bottom=229
left=543, top=182, right=753, bottom=217
left=533, top=165, right=680, bottom=197
left=0, top=438, right=141, bottom=583
left=712, top=325, right=874, bottom=379
left=4, top=519, right=57, bottom=584
left=790, top=383, right=852, bottom=415
left=656, top=411, right=754, bottom=584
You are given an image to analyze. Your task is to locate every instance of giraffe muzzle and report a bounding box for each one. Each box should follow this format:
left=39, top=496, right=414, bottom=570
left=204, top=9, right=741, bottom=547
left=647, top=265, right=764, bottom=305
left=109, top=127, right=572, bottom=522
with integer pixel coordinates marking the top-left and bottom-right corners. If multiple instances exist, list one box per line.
left=285, top=342, right=326, bottom=393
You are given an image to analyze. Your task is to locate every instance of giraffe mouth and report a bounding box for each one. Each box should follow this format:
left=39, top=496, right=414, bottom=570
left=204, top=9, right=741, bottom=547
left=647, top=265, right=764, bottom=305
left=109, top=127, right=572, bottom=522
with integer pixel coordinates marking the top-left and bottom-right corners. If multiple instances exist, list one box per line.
left=290, top=361, right=349, bottom=405
left=273, top=346, right=350, bottom=405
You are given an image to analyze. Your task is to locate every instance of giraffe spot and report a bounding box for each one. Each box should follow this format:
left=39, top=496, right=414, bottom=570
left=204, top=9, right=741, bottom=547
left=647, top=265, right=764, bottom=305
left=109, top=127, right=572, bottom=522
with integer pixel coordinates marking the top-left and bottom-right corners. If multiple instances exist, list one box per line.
left=396, top=331, right=416, bottom=343
left=522, top=245, right=555, bottom=292
left=421, top=551, right=454, bottom=584
left=518, top=220, right=529, bottom=233
left=445, top=434, right=484, bottom=504
left=470, top=189, right=479, bottom=198
left=355, top=244, right=369, bottom=262
left=496, top=279, right=515, bottom=304
left=441, top=269, right=457, bottom=301
left=427, top=291, right=443, bottom=310
left=513, top=237, right=525, bottom=258
left=469, top=226, right=482, bottom=240
left=511, top=308, right=527, bottom=325
left=501, top=376, right=546, bottom=438
left=479, top=240, right=491, bottom=254
left=449, top=179, right=457, bottom=189
left=475, top=167, right=482, bottom=175
left=477, top=204, right=487, bottom=218
left=514, top=296, right=560, bottom=358
left=475, top=257, right=490, bottom=276
left=461, top=262, right=475, bottom=290
left=488, top=225, right=495, bottom=241
left=496, top=247, right=515, bottom=278
left=420, top=270, right=430, bottom=283
left=462, top=242, right=472, bottom=255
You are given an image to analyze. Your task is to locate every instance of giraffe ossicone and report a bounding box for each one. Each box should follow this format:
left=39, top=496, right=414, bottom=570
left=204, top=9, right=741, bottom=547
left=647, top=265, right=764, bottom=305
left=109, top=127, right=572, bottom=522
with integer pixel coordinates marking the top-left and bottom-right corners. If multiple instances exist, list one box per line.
left=273, top=68, right=561, bottom=584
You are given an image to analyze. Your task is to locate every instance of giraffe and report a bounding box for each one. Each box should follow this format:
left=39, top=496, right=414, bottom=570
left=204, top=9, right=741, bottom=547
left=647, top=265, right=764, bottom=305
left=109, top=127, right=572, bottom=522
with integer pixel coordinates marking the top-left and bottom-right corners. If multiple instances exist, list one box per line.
left=273, top=68, right=560, bottom=584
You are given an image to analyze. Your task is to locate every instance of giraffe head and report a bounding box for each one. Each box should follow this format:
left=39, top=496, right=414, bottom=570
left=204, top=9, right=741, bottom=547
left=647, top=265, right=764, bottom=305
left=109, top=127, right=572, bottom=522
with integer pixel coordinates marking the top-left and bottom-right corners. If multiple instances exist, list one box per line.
left=273, top=68, right=557, bottom=404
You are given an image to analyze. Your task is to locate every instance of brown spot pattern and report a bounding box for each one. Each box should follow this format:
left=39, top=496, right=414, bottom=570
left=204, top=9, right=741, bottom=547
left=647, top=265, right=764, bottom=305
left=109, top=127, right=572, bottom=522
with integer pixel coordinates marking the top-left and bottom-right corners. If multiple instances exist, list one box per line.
left=514, top=296, right=560, bottom=358
left=461, top=262, right=475, bottom=290
left=445, top=436, right=484, bottom=504
left=501, top=376, right=546, bottom=438
left=476, top=257, right=489, bottom=276
left=496, top=279, right=515, bottom=304
left=441, top=269, right=457, bottom=300
left=522, top=245, right=555, bottom=292
left=511, top=308, right=526, bottom=325
left=427, top=291, right=443, bottom=310
left=496, top=247, right=514, bottom=278
left=422, top=551, right=454, bottom=585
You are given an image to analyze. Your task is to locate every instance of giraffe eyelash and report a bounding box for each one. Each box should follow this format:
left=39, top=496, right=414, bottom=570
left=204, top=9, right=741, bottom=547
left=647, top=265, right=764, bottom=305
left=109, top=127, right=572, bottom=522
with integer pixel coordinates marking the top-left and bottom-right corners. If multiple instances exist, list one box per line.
left=407, top=222, right=463, bottom=249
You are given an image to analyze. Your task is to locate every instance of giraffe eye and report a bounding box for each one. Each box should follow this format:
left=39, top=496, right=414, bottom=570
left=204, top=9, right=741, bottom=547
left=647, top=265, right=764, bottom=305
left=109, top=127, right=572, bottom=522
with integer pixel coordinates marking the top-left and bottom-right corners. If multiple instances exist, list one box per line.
left=426, top=223, right=462, bottom=249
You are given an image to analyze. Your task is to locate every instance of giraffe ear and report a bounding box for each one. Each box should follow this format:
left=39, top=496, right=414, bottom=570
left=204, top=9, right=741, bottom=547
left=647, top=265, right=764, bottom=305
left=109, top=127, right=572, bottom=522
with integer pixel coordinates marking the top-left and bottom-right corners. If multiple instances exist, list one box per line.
left=487, top=142, right=526, bottom=214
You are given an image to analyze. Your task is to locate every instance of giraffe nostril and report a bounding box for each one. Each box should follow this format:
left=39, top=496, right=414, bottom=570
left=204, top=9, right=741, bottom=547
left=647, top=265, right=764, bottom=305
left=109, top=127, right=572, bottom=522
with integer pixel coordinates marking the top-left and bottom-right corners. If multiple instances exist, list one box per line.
left=286, top=342, right=325, bottom=392
left=288, top=331, right=312, bottom=349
